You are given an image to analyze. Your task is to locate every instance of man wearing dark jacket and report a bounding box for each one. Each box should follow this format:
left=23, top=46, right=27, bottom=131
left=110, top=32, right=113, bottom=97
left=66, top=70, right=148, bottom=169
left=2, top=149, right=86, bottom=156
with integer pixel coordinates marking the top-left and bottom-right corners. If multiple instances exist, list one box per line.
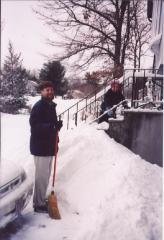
left=30, top=81, right=63, bottom=213
left=99, top=81, right=127, bottom=123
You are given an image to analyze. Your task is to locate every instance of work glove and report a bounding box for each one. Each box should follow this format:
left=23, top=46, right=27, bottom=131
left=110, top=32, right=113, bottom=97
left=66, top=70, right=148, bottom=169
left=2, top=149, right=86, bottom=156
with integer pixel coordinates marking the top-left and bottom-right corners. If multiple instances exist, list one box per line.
left=123, top=104, right=130, bottom=109
left=107, top=109, right=114, bottom=117
left=123, top=101, right=130, bottom=109
left=56, top=120, right=63, bottom=130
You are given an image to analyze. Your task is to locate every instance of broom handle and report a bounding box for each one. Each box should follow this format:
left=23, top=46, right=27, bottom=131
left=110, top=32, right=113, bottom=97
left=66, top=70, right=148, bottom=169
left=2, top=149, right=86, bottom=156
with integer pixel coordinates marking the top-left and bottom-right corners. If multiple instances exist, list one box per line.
left=52, top=129, right=59, bottom=188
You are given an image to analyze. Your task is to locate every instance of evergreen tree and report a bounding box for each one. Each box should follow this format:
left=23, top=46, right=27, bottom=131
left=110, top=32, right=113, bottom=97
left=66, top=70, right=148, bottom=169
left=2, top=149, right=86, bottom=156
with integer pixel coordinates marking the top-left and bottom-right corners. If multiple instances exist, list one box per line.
left=0, top=42, right=28, bottom=113
left=26, top=69, right=39, bottom=83
left=39, top=60, right=68, bottom=96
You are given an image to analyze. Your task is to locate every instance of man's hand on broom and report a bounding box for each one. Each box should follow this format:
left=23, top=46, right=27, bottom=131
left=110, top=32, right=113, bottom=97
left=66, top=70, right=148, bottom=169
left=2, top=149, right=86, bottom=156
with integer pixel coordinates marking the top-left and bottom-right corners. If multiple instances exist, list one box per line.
left=57, top=120, right=63, bottom=130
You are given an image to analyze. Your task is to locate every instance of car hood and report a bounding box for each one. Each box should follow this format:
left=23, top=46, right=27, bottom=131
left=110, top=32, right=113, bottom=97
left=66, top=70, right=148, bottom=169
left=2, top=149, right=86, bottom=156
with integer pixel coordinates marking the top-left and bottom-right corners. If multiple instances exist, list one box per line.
left=0, top=161, right=23, bottom=187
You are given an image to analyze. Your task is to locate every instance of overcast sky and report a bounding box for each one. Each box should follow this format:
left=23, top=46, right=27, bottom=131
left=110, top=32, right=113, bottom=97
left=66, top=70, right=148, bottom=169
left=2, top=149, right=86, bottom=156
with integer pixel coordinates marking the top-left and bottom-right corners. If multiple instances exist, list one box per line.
left=1, top=0, right=154, bottom=76
left=1, top=0, right=62, bottom=73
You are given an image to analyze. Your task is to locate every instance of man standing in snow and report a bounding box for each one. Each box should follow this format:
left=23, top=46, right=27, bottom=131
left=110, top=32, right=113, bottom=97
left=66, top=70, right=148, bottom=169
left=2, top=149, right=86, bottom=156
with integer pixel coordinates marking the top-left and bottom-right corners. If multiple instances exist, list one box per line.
left=29, top=81, right=63, bottom=213
left=99, top=81, right=128, bottom=123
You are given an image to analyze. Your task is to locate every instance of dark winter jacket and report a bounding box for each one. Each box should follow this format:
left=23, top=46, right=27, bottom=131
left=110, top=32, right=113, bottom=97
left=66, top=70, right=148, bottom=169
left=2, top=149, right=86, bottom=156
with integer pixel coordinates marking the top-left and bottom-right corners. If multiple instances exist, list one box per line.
left=29, top=97, right=58, bottom=156
left=101, top=89, right=125, bottom=111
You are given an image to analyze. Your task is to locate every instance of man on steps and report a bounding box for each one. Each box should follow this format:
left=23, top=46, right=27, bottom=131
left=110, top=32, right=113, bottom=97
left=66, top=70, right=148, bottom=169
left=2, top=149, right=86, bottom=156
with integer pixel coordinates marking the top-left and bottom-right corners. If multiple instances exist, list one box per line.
left=29, top=81, right=63, bottom=213
left=98, top=81, right=128, bottom=123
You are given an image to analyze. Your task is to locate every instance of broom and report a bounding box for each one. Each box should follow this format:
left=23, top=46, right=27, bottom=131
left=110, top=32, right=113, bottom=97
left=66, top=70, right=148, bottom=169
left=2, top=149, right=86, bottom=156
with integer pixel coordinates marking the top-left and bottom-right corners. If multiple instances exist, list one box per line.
left=48, top=129, right=61, bottom=219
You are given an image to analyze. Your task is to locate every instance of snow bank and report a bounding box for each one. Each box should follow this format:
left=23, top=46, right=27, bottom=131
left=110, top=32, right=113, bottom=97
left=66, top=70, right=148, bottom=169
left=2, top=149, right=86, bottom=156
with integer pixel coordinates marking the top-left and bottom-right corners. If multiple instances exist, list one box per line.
left=1, top=111, right=162, bottom=240
left=27, top=95, right=79, bottom=115
left=56, top=125, right=162, bottom=240
left=26, top=95, right=82, bottom=130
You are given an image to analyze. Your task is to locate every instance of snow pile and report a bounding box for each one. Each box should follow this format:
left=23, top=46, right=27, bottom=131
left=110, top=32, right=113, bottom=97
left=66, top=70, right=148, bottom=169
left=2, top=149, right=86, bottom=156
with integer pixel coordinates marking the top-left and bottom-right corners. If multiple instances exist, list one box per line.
left=27, top=95, right=82, bottom=130
left=1, top=111, right=162, bottom=240
left=27, top=95, right=79, bottom=115
left=56, top=125, right=162, bottom=240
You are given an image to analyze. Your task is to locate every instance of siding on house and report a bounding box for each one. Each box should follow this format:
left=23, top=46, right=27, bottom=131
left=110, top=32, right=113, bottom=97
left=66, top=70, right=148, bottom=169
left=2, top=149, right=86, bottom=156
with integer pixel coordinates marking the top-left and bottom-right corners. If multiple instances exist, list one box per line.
left=150, top=0, right=163, bottom=72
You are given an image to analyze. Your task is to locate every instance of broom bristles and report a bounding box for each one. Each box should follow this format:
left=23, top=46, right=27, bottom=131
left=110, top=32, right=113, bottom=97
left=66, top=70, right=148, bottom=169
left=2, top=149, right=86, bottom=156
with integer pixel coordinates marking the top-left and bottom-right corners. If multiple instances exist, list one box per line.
left=48, top=191, right=61, bottom=219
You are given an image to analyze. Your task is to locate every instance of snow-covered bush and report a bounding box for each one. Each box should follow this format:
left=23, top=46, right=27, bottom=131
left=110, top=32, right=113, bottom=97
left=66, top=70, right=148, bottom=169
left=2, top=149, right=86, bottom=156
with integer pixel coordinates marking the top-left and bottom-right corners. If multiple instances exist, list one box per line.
left=0, top=96, right=28, bottom=114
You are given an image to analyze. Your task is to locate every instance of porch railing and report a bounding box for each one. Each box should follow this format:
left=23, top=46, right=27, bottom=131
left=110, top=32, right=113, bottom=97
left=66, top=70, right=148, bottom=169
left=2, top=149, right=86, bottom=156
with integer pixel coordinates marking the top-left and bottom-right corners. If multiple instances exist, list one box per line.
left=122, top=68, right=163, bottom=108
left=58, top=85, right=108, bottom=129
left=58, top=68, right=163, bottom=129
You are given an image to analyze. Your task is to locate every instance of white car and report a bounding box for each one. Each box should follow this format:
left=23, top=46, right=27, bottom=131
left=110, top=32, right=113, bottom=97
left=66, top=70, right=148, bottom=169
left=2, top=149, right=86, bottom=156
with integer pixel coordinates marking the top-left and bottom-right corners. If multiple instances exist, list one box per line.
left=0, top=162, right=33, bottom=228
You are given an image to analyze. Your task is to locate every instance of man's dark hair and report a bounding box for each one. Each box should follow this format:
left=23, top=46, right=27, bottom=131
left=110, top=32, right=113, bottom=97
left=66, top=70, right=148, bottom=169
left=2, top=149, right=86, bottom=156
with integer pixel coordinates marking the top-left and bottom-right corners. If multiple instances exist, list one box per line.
left=37, top=81, right=54, bottom=92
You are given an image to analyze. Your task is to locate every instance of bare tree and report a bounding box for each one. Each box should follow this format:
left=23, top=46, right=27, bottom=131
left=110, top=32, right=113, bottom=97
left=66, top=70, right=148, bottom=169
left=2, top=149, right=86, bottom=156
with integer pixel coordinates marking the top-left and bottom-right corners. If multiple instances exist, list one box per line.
left=35, top=0, right=150, bottom=76
left=128, top=0, right=151, bottom=69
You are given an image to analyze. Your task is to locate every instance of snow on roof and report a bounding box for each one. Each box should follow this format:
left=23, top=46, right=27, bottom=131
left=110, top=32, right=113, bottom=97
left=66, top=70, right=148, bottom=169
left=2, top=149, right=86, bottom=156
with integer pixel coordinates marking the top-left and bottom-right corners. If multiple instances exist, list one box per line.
left=27, top=80, right=38, bottom=86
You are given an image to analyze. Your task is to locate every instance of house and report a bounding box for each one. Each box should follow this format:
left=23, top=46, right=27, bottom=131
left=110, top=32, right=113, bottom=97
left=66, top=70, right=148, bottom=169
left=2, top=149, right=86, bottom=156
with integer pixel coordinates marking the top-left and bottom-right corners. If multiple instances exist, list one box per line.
left=122, top=0, right=163, bottom=105
left=148, top=0, right=163, bottom=74
left=106, top=0, right=163, bottom=166
left=26, top=80, right=38, bottom=96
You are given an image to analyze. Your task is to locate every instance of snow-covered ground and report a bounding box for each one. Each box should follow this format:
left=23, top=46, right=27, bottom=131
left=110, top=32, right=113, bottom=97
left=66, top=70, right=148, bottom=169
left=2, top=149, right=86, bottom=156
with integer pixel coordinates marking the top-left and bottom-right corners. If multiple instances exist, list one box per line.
left=27, top=95, right=79, bottom=115
left=27, top=95, right=85, bottom=130
left=0, top=97, right=162, bottom=240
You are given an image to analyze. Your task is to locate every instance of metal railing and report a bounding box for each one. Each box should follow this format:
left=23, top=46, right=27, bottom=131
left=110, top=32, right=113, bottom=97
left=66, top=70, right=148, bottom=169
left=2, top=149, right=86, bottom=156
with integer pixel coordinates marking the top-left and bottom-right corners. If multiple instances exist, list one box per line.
left=58, top=85, right=107, bottom=129
left=58, top=68, right=163, bottom=129
left=122, top=68, right=163, bottom=108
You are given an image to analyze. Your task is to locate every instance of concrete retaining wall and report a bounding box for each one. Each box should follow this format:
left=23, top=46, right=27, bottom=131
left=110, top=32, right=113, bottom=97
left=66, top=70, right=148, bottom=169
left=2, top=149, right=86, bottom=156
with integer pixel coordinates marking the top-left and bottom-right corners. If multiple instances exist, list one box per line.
left=106, top=110, right=163, bottom=167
